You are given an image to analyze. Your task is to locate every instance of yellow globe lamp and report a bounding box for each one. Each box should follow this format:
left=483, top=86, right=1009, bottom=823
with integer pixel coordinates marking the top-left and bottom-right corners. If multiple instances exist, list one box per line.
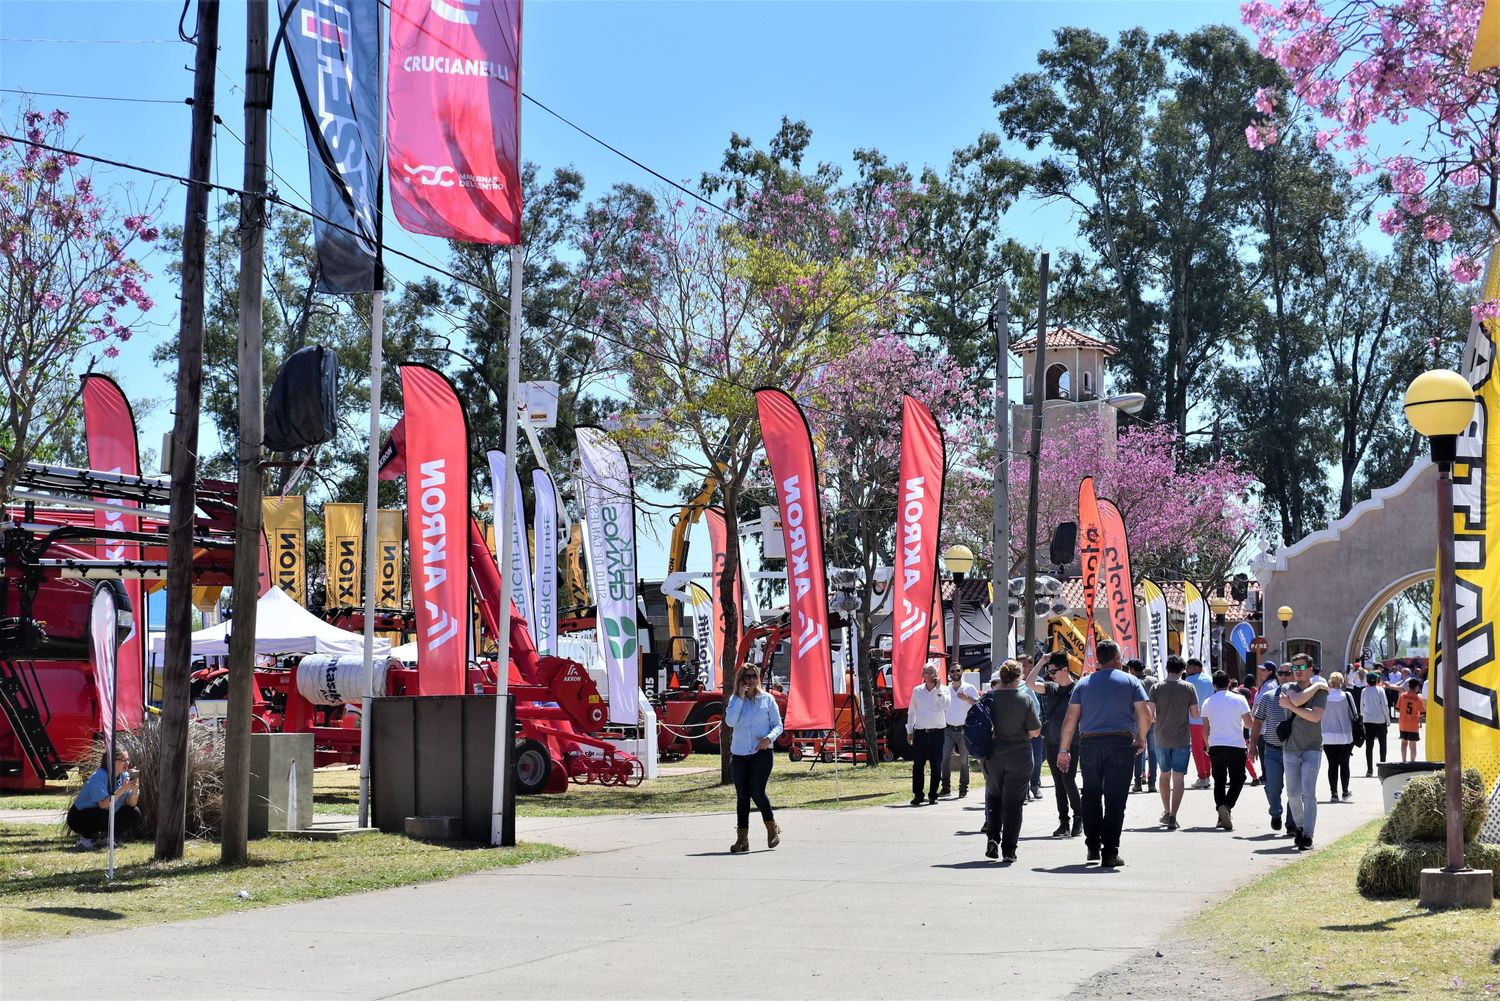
left=1207, top=595, right=1232, bottom=618
left=1276, top=605, right=1293, bottom=625
left=943, top=543, right=975, bottom=576
left=1403, top=370, right=1474, bottom=442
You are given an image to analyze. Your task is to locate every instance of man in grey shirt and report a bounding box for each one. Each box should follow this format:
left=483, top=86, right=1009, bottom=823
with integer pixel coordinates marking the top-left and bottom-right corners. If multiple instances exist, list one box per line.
left=1149, top=656, right=1200, bottom=830
left=1279, top=661, right=1328, bottom=851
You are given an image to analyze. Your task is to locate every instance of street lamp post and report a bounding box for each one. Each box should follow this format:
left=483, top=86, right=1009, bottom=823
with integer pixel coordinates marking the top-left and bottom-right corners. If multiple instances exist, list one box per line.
left=945, top=544, right=974, bottom=675
left=1208, top=594, right=1231, bottom=680
left=1403, top=368, right=1491, bottom=909
left=1277, top=605, right=1293, bottom=662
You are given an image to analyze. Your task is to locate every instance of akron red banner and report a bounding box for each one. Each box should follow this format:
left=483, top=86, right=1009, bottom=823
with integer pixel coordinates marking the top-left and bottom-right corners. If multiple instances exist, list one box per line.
left=387, top=0, right=523, bottom=244
left=1078, top=477, right=1101, bottom=670
left=892, top=395, right=945, bottom=709
left=1097, top=496, right=1139, bottom=663
left=704, top=508, right=739, bottom=690
left=82, top=375, right=144, bottom=728
left=400, top=365, right=470, bottom=694
left=755, top=389, right=832, bottom=730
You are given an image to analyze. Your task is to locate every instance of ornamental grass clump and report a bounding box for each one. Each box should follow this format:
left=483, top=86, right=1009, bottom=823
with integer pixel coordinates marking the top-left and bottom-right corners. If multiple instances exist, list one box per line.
left=79, top=715, right=225, bottom=838
left=1357, top=769, right=1496, bottom=898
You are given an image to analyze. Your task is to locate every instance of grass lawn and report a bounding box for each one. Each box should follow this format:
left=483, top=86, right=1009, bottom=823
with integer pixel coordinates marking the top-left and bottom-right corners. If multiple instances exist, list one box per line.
left=0, top=821, right=569, bottom=942
left=1198, top=819, right=1500, bottom=998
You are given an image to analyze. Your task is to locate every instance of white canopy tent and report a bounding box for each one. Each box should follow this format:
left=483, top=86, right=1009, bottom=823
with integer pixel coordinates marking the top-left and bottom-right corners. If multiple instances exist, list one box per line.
left=151, top=586, right=391, bottom=658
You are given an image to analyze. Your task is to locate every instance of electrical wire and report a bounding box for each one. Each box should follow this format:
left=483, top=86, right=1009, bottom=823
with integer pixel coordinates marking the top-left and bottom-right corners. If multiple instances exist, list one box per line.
left=0, top=87, right=185, bottom=106
left=0, top=37, right=180, bottom=44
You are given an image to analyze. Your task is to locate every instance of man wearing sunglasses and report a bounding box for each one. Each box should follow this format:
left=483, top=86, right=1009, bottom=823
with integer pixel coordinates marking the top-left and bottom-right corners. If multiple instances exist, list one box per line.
left=1251, top=664, right=1295, bottom=832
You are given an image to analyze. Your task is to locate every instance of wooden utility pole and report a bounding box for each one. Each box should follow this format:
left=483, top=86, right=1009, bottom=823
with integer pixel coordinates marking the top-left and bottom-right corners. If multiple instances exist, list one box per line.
left=1021, top=254, right=1050, bottom=661
left=155, top=0, right=221, bottom=862
left=222, top=0, right=271, bottom=866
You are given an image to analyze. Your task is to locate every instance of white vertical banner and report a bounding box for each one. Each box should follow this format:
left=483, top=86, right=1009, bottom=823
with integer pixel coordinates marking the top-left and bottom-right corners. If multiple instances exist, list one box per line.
left=487, top=450, right=535, bottom=634
left=532, top=468, right=559, bottom=658
left=1183, top=580, right=1210, bottom=666
left=688, top=581, right=717, bottom=685
left=1140, top=578, right=1169, bottom=675
left=576, top=427, right=640, bottom=725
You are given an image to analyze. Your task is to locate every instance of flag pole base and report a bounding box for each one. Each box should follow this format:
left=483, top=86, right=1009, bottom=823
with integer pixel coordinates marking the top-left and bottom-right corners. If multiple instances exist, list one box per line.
left=1419, top=867, right=1494, bottom=910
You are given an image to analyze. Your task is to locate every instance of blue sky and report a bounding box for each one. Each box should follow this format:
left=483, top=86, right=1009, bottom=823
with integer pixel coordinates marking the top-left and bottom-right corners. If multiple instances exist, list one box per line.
left=2, top=0, right=1245, bottom=574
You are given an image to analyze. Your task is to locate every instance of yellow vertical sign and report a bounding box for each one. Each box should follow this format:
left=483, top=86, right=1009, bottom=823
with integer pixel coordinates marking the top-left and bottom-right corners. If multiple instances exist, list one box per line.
left=1432, top=243, right=1500, bottom=840
left=375, top=508, right=403, bottom=610
left=263, top=495, right=307, bottom=606
left=323, top=503, right=363, bottom=611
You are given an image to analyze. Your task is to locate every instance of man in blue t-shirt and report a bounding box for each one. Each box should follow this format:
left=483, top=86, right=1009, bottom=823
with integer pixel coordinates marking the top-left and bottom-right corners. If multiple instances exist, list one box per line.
left=1056, top=639, right=1152, bottom=868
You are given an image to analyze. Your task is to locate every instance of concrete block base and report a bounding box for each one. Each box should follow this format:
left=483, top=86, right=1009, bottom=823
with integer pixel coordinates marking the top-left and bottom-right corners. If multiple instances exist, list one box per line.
left=405, top=815, right=461, bottom=841
left=1419, top=868, right=1494, bottom=910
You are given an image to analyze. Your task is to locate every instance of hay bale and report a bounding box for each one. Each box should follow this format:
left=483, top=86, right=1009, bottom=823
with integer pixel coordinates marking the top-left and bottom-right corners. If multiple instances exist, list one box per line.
left=1378, top=769, right=1487, bottom=845
left=1357, top=840, right=1500, bottom=898
left=80, top=716, right=225, bottom=838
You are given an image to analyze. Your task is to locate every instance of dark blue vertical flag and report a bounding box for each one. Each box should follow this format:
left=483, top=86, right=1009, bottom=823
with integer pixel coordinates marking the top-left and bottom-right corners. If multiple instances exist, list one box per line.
left=277, top=0, right=383, bottom=293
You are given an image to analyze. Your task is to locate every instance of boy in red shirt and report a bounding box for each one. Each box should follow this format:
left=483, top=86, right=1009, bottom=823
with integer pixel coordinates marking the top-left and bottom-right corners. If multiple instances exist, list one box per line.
left=1396, top=679, right=1425, bottom=762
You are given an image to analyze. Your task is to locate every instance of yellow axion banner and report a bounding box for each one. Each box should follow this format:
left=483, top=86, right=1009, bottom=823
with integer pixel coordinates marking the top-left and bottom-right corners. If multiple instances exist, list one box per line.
left=375, top=508, right=404, bottom=610
left=323, top=503, right=363, bottom=611
left=1433, top=243, right=1500, bottom=840
left=263, top=495, right=307, bottom=606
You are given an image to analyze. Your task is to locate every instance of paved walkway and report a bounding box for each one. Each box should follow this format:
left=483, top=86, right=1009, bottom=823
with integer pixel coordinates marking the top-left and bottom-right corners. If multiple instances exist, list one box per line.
left=3, top=767, right=1386, bottom=1000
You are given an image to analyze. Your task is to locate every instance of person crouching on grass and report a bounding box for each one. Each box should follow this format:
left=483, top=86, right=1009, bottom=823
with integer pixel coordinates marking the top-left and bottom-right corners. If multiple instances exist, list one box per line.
left=725, top=665, right=784, bottom=854
left=68, top=746, right=140, bottom=850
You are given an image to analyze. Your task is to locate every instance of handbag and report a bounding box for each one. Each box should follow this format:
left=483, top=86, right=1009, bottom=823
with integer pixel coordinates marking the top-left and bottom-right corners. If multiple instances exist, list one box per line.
left=1275, top=714, right=1295, bottom=744
left=1349, top=692, right=1365, bottom=747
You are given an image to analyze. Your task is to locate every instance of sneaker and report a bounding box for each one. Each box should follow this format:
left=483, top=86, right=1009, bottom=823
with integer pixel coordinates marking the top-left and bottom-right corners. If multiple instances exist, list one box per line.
left=1030, top=788, right=1042, bottom=801
left=1365, top=770, right=1374, bottom=778
left=985, top=839, right=999, bottom=859
left=1159, top=811, right=1171, bottom=825
left=73, top=836, right=98, bottom=851
left=1002, top=850, right=1017, bottom=863
left=1342, top=791, right=1352, bottom=801
left=1166, top=815, right=1180, bottom=831
left=910, top=797, right=923, bottom=807
left=1071, top=817, right=1083, bottom=838
left=1086, top=846, right=1101, bottom=862
left=1287, top=820, right=1302, bottom=839
left=1249, top=778, right=1262, bottom=787
left=958, top=788, right=968, bottom=799
left=1222, top=811, right=1233, bottom=832
left=940, top=787, right=952, bottom=797
left=1101, top=853, right=1125, bottom=867
left=927, top=795, right=938, bottom=805
left=1295, top=834, right=1313, bottom=851
left=1271, top=815, right=1283, bottom=831
left=1052, top=822, right=1070, bottom=838
left=1216, top=804, right=1231, bottom=829
left=1192, top=778, right=1211, bottom=790
left=1134, top=778, right=1145, bottom=792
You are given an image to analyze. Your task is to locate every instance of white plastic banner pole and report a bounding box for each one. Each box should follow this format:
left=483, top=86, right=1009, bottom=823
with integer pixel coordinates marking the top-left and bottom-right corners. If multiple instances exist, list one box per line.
left=357, top=289, right=383, bottom=829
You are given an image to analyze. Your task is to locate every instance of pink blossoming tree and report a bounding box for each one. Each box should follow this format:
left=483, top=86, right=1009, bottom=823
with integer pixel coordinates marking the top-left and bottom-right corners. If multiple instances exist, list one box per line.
left=0, top=107, right=157, bottom=501
left=1009, top=414, right=1258, bottom=584
left=1241, top=0, right=1497, bottom=311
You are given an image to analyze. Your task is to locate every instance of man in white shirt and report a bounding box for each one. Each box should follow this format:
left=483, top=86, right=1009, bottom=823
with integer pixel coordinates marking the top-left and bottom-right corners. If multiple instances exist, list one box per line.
left=940, top=664, right=979, bottom=798
left=1201, top=670, right=1253, bottom=832
left=906, top=660, right=951, bottom=806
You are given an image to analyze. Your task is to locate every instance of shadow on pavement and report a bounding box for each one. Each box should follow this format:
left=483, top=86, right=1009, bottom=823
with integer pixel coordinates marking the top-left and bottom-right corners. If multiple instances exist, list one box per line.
left=932, top=860, right=1002, bottom=869
left=1032, top=863, right=1112, bottom=874
left=26, top=905, right=125, bottom=920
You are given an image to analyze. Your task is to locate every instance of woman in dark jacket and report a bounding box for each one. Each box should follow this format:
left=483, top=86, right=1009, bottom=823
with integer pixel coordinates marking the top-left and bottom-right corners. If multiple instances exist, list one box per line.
left=982, top=660, right=1042, bottom=863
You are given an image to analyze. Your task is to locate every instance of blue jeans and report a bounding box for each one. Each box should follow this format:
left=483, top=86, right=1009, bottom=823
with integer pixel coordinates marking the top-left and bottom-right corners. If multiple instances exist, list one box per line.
left=1135, top=728, right=1158, bottom=783
left=1259, top=740, right=1284, bottom=820
left=1030, top=735, right=1045, bottom=792
left=1282, top=746, right=1322, bottom=836
left=1079, top=734, right=1135, bottom=855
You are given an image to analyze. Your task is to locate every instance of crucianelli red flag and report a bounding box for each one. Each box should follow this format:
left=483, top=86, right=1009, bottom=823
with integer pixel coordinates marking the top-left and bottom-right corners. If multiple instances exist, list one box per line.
left=387, top=0, right=523, bottom=244
left=1097, top=496, right=1138, bottom=663
left=893, top=395, right=945, bottom=708
left=82, top=375, right=145, bottom=730
left=755, top=389, right=832, bottom=731
left=400, top=365, right=471, bottom=695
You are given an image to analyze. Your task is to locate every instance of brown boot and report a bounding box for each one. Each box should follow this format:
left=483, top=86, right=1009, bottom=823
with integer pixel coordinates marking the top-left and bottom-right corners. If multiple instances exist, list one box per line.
left=765, top=820, right=781, bottom=849
left=730, top=827, right=749, bottom=853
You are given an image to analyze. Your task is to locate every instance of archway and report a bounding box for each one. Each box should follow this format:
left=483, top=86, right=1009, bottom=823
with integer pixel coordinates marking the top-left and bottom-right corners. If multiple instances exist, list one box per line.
left=1344, top=570, right=1432, bottom=668
left=1045, top=362, right=1070, bottom=401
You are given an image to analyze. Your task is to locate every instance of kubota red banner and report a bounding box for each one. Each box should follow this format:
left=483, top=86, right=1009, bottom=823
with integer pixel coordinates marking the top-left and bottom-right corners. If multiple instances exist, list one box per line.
left=82, top=375, right=144, bottom=729
left=400, top=365, right=470, bottom=694
left=387, top=0, right=523, bottom=244
left=893, top=395, right=945, bottom=709
left=1078, top=477, right=1101, bottom=671
left=755, top=389, right=832, bottom=730
left=704, top=508, right=740, bottom=690
left=1097, top=496, right=1138, bottom=663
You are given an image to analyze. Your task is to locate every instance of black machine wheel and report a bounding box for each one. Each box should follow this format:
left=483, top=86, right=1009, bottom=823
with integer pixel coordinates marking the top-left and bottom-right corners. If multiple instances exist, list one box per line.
left=886, top=708, right=912, bottom=760
left=684, top=698, right=723, bottom=755
left=513, top=738, right=552, bottom=795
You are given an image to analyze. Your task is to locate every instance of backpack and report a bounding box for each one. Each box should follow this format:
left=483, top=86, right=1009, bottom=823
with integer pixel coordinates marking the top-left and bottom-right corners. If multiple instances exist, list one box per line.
left=964, top=694, right=996, bottom=759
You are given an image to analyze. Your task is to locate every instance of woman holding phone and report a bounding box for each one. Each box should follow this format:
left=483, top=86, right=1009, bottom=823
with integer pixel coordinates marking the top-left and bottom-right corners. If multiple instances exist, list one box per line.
left=67, top=746, right=140, bottom=850
left=724, top=664, right=784, bottom=854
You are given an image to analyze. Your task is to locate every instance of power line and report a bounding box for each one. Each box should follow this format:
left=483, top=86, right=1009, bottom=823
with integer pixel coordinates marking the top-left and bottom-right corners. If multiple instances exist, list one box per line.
left=0, top=37, right=180, bottom=44
left=0, top=87, right=185, bottom=106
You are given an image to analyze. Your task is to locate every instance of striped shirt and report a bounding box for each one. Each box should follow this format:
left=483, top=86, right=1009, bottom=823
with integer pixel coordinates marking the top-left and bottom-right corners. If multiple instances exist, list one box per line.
left=1252, top=683, right=1289, bottom=746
